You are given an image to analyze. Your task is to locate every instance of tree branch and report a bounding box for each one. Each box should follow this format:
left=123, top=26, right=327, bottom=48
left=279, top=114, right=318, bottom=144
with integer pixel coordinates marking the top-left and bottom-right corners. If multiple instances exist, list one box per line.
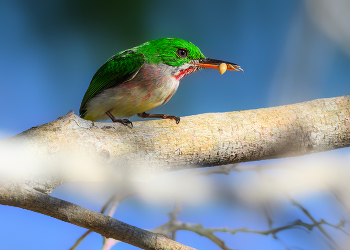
left=1, top=95, right=350, bottom=249
left=0, top=183, right=193, bottom=250
left=3, top=95, right=350, bottom=187
left=154, top=218, right=348, bottom=250
left=70, top=192, right=135, bottom=250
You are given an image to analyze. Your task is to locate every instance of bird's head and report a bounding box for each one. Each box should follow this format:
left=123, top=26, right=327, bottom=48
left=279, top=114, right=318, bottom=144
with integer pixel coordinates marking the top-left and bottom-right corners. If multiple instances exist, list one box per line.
left=135, top=37, right=242, bottom=80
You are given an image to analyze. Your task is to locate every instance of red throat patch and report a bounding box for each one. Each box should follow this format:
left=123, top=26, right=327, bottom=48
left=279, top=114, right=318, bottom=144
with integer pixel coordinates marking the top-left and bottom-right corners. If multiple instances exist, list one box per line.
left=174, top=67, right=196, bottom=81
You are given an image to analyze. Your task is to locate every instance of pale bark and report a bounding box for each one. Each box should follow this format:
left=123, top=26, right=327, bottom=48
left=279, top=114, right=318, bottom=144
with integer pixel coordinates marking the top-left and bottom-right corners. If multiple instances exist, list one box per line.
left=6, top=95, right=350, bottom=172
left=1, top=94, right=350, bottom=249
left=0, top=183, right=193, bottom=250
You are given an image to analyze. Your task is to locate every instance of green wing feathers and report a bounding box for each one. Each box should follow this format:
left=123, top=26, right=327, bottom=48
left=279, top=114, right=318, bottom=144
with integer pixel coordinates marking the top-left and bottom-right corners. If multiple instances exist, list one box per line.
left=79, top=51, right=145, bottom=117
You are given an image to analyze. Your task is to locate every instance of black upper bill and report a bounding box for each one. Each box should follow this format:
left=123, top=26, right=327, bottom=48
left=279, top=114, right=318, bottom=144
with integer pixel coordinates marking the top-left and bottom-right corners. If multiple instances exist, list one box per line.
left=198, top=58, right=239, bottom=66
left=194, top=58, right=243, bottom=72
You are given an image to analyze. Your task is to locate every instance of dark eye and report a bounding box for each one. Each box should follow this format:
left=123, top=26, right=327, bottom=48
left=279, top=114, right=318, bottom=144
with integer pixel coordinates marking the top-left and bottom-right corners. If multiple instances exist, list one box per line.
left=176, top=48, right=188, bottom=58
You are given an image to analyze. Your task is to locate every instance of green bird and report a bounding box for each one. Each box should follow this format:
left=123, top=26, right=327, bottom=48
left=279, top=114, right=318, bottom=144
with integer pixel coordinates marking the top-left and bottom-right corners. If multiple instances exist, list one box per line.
left=79, top=37, right=242, bottom=127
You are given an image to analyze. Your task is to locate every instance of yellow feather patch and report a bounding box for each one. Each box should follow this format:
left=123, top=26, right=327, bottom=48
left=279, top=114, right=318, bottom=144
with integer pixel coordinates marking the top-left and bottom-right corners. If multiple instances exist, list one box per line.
left=84, top=115, right=96, bottom=122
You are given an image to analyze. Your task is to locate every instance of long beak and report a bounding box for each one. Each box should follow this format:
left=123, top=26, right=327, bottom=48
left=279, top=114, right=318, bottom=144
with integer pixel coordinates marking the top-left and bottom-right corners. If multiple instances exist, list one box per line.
left=194, top=58, right=243, bottom=72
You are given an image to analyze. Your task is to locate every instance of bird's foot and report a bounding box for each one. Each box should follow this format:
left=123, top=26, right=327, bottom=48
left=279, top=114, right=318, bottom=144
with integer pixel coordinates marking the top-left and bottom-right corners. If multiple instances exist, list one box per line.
left=137, top=112, right=180, bottom=124
left=115, top=119, right=133, bottom=128
left=106, top=111, right=133, bottom=128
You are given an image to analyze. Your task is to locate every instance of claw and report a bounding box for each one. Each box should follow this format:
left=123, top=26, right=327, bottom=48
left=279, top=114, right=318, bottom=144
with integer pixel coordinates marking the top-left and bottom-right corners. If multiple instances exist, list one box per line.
left=174, top=116, right=180, bottom=124
left=106, top=111, right=133, bottom=128
left=121, top=119, right=133, bottom=128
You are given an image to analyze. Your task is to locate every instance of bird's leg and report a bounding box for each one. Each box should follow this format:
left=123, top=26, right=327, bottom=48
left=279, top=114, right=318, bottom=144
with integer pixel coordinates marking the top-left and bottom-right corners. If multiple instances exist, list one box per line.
left=106, top=111, right=133, bottom=128
left=137, top=112, right=180, bottom=124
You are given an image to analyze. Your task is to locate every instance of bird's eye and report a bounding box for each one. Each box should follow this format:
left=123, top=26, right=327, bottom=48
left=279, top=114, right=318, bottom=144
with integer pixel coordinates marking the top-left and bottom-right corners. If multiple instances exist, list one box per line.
left=176, top=48, right=188, bottom=58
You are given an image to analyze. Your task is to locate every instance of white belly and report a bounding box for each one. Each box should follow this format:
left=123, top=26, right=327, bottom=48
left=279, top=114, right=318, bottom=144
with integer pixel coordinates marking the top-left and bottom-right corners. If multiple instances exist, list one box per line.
left=84, top=64, right=180, bottom=121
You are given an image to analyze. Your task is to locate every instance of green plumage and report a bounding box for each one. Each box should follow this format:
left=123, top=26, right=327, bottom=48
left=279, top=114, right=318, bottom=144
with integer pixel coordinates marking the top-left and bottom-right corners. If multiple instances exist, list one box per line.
left=137, top=38, right=205, bottom=66
left=79, top=51, right=144, bottom=117
left=79, top=38, right=205, bottom=118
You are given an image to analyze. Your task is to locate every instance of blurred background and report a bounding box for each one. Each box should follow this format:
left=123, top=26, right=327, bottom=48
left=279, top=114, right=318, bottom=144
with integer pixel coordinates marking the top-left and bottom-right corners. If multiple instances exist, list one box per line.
left=1, top=0, right=350, bottom=249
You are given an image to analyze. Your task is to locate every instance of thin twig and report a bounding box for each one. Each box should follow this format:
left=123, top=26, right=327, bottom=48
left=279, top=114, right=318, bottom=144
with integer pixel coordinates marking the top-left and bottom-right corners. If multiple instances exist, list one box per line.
left=333, top=190, right=350, bottom=216
left=69, top=230, right=92, bottom=250
left=154, top=217, right=347, bottom=250
left=168, top=200, right=182, bottom=240
left=290, top=198, right=339, bottom=248
left=101, top=192, right=136, bottom=250
left=70, top=191, right=135, bottom=250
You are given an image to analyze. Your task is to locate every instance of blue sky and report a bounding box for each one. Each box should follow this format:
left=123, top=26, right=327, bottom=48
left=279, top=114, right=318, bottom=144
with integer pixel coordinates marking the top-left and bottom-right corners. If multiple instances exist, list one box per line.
left=1, top=1, right=350, bottom=249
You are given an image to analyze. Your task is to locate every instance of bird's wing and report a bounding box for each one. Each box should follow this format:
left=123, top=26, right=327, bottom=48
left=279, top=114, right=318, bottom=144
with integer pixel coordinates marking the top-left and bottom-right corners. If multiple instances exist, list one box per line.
left=79, top=50, right=145, bottom=117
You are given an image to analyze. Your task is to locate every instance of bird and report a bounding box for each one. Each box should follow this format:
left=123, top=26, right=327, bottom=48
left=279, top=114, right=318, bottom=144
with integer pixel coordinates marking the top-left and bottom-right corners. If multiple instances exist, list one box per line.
left=79, top=37, right=242, bottom=127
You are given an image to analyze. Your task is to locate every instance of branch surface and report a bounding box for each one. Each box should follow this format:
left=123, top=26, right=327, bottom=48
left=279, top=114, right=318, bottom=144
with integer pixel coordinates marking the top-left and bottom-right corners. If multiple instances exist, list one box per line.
left=1, top=95, right=350, bottom=249
left=4, top=95, right=350, bottom=174
left=0, top=184, right=193, bottom=250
